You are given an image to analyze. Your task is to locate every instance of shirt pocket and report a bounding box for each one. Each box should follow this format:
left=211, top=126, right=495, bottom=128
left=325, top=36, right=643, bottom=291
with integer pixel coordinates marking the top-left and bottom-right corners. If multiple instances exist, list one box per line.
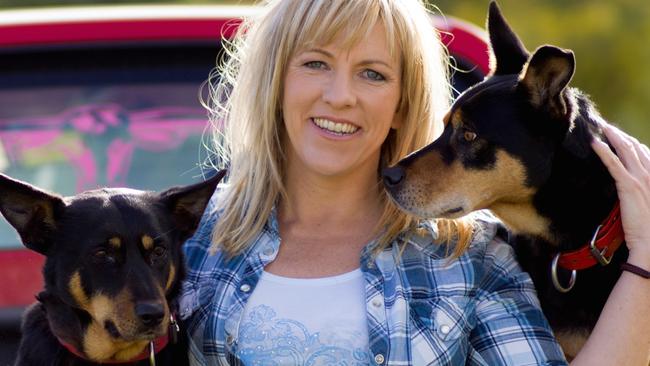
left=178, top=279, right=218, bottom=321
left=410, top=296, right=476, bottom=362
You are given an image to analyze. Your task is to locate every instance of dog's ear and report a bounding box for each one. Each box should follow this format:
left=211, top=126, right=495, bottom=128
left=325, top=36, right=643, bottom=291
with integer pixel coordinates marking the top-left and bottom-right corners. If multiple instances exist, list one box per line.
left=0, top=174, right=65, bottom=255
left=487, top=1, right=529, bottom=76
left=159, top=169, right=227, bottom=241
left=520, top=46, right=575, bottom=118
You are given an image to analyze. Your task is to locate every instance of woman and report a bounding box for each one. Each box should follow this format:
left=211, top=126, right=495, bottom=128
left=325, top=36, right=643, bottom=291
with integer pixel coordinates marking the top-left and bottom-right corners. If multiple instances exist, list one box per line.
left=180, top=0, right=650, bottom=364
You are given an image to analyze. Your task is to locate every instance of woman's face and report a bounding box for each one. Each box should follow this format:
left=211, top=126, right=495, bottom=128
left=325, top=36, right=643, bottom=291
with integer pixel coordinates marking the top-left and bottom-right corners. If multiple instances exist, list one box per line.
left=282, top=23, right=402, bottom=180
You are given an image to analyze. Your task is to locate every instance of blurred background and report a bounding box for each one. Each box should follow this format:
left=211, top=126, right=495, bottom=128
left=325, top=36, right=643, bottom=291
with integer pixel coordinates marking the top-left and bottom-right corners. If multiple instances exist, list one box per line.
left=1, top=0, right=649, bottom=142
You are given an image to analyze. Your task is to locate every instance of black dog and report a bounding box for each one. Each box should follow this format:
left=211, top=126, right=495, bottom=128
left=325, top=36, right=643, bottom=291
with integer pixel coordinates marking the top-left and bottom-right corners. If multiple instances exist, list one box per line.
left=383, top=2, right=626, bottom=359
left=0, top=170, right=225, bottom=365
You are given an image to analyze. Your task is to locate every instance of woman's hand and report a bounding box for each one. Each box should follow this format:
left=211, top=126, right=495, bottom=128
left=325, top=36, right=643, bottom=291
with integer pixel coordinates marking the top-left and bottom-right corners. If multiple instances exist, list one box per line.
left=592, top=124, right=650, bottom=268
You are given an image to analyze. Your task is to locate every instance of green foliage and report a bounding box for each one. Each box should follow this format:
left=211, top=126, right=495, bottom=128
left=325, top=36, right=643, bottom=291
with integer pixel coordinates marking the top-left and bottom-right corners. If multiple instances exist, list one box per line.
left=434, top=0, right=650, bottom=142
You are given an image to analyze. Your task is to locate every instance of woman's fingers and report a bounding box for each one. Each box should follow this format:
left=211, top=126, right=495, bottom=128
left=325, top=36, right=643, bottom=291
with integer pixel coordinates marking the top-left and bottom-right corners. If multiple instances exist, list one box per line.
left=591, top=131, right=630, bottom=184
left=591, top=124, right=650, bottom=253
left=636, top=139, right=650, bottom=172
left=601, top=124, right=645, bottom=177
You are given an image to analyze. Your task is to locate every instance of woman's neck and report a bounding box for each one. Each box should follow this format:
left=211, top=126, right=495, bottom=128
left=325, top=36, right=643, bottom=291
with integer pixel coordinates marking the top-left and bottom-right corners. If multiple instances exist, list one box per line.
left=280, top=161, right=383, bottom=231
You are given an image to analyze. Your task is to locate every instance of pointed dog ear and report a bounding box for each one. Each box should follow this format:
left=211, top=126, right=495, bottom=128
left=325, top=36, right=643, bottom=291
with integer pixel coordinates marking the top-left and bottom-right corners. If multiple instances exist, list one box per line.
left=487, top=1, right=530, bottom=76
left=0, top=174, right=65, bottom=255
left=159, top=169, right=227, bottom=241
left=520, top=46, right=575, bottom=117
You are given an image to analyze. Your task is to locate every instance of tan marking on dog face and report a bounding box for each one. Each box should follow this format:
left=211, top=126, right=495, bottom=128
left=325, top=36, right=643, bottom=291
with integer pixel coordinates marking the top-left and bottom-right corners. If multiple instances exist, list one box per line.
left=555, top=329, right=589, bottom=361
left=83, top=321, right=149, bottom=362
left=109, top=237, right=121, bottom=249
left=69, top=271, right=90, bottom=310
left=391, top=149, right=551, bottom=237
left=141, top=235, right=154, bottom=251
left=165, top=264, right=176, bottom=292
left=450, top=109, right=464, bottom=129
left=80, top=287, right=170, bottom=361
left=80, top=291, right=153, bottom=362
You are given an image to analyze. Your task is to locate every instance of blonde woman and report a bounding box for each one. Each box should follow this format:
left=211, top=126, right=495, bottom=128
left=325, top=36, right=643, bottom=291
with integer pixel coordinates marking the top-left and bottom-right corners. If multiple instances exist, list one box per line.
left=180, top=0, right=650, bottom=365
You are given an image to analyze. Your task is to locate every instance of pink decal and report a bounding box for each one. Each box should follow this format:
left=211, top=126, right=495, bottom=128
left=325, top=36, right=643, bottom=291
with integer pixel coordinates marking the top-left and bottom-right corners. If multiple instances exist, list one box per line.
left=63, top=146, right=97, bottom=191
left=0, top=104, right=209, bottom=191
left=106, top=139, right=134, bottom=186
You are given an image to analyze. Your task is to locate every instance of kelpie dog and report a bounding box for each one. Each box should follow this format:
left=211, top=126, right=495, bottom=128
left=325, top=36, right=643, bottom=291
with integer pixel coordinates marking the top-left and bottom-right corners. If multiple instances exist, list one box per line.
left=383, top=2, right=626, bottom=359
left=0, top=170, right=225, bottom=365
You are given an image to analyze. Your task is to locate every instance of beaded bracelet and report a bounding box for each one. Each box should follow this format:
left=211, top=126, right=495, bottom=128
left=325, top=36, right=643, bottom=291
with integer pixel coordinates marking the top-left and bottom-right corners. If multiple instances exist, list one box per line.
left=621, top=263, right=650, bottom=279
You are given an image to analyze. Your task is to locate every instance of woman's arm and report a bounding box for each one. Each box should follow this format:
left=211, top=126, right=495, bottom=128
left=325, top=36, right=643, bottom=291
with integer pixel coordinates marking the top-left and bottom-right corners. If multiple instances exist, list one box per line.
left=572, top=124, right=650, bottom=365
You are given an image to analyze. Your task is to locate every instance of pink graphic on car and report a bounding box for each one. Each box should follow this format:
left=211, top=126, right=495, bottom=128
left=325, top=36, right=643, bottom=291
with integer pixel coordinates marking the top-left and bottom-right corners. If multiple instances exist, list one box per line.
left=0, top=104, right=207, bottom=191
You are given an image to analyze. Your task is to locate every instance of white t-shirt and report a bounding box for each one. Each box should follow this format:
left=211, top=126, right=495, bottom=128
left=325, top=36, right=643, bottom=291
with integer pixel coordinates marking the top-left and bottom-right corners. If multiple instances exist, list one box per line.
left=236, top=268, right=370, bottom=365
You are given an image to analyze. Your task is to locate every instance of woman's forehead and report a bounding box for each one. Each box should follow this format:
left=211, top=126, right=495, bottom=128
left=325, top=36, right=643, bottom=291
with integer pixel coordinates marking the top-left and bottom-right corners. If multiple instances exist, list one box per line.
left=296, top=19, right=400, bottom=61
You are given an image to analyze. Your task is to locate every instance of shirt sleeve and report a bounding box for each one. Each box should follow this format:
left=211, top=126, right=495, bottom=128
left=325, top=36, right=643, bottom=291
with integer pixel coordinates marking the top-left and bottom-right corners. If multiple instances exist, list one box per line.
left=469, top=228, right=568, bottom=366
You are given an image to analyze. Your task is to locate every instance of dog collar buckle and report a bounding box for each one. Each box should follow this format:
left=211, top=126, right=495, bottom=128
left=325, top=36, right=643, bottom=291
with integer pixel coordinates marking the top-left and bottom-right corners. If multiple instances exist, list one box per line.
left=556, top=202, right=624, bottom=271
left=589, top=225, right=613, bottom=266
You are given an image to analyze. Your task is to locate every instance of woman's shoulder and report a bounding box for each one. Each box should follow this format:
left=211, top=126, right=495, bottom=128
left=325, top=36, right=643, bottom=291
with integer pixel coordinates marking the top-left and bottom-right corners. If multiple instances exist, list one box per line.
left=398, top=211, right=532, bottom=294
left=182, top=183, right=230, bottom=258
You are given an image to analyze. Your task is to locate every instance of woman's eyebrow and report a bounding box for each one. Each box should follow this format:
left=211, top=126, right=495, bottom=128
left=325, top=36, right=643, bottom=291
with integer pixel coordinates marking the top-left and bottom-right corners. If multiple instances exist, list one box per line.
left=301, top=48, right=333, bottom=58
left=301, top=48, right=396, bottom=70
left=359, top=59, right=395, bottom=70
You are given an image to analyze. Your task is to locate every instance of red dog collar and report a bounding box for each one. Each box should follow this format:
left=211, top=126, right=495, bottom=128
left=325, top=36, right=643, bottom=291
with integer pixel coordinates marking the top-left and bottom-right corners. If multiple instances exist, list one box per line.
left=59, top=334, right=169, bottom=364
left=557, top=201, right=625, bottom=271
left=57, top=313, right=178, bottom=365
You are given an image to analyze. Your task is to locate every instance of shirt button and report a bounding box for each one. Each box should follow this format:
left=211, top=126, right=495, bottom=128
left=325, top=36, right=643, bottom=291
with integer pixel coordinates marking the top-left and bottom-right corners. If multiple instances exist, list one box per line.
left=239, top=284, right=251, bottom=293
left=372, top=298, right=383, bottom=307
left=366, top=261, right=375, bottom=269
left=439, top=324, right=451, bottom=335
left=374, top=354, right=385, bottom=364
left=262, top=246, right=274, bottom=256
left=226, top=335, right=234, bottom=345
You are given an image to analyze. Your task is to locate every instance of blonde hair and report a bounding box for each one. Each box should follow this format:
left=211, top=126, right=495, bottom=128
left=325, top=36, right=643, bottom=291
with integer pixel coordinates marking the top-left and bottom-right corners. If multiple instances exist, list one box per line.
left=208, top=0, right=474, bottom=257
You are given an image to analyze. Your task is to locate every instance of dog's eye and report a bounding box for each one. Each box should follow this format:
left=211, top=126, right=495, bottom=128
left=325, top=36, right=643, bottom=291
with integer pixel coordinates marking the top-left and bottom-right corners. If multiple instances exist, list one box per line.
left=463, top=131, right=477, bottom=142
left=152, top=246, right=166, bottom=258
left=93, top=249, right=116, bottom=264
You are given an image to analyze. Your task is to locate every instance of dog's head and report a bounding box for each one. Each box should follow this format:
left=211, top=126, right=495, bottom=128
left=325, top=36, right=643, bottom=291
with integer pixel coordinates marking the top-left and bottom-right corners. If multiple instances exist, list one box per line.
left=383, top=2, right=579, bottom=237
left=0, top=170, right=225, bottom=362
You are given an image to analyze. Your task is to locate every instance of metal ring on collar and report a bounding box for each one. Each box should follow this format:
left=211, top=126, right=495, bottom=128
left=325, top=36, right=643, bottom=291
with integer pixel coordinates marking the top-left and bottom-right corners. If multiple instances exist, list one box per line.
left=551, top=253, right=577, bottom=293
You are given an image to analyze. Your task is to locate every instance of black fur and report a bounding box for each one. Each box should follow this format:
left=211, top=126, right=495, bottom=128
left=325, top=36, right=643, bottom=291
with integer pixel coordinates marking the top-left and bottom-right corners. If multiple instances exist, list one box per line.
left=383, top=1, right=626, bottom=356
left=0, top=170, right=225, bottom=365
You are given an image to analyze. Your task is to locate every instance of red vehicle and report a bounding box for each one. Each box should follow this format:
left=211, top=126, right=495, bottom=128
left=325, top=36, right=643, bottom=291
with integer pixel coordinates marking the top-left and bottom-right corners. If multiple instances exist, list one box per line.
left=0, top=5, right=488, bottom=363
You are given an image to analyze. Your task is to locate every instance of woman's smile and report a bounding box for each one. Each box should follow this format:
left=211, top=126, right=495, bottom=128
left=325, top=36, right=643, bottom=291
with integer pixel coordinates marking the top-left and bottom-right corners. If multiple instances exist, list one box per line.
left=311, top=117, right=360, bottom=136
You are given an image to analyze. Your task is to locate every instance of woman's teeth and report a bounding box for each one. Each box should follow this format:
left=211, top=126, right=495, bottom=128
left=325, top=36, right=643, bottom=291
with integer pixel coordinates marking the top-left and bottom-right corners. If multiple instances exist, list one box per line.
left=313, top=118, right=359, bottom=135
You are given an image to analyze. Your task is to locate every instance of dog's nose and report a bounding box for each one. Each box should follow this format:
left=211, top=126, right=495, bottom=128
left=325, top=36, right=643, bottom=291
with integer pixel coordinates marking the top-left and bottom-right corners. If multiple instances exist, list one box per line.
left=135, top=301, right=165, bottom=327
left=382, top=166, right=405, bottom=187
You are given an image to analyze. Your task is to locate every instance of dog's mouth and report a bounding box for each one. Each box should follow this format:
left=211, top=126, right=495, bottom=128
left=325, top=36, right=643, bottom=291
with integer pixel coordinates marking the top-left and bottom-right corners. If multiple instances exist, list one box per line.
left=441, top=206, right=464, bottom=216
left=103, top=318, right=165, bottom=342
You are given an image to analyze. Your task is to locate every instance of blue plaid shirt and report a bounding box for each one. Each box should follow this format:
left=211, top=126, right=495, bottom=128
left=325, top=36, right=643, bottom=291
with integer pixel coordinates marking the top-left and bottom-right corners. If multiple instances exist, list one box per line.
left=179, top=190, right=567, bottom=365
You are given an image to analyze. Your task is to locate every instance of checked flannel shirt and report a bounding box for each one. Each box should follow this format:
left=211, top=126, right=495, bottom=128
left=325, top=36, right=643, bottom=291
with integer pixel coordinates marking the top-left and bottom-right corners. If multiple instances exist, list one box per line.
left=179, top=190, right=568, bottom=365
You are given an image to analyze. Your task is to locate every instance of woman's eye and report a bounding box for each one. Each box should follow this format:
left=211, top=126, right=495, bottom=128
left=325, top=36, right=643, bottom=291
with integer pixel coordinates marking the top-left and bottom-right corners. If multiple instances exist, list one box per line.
left=463, top=131, right=477, bottom=142
left=363, top=69, right=385, bottom=81
left=304, top=60, right=327, bottom=70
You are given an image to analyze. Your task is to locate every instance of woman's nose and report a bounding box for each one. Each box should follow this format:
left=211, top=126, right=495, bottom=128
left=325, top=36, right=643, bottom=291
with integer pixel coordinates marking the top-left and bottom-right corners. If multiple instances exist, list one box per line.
left=322, top=71, right=356, bottom=108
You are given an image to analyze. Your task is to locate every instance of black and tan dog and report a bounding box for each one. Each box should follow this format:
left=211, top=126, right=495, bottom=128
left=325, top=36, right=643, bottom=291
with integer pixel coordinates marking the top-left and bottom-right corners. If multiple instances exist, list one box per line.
left=383, top=2, right=627, bottom=359
left=0, top=170, right=225, bottom=365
